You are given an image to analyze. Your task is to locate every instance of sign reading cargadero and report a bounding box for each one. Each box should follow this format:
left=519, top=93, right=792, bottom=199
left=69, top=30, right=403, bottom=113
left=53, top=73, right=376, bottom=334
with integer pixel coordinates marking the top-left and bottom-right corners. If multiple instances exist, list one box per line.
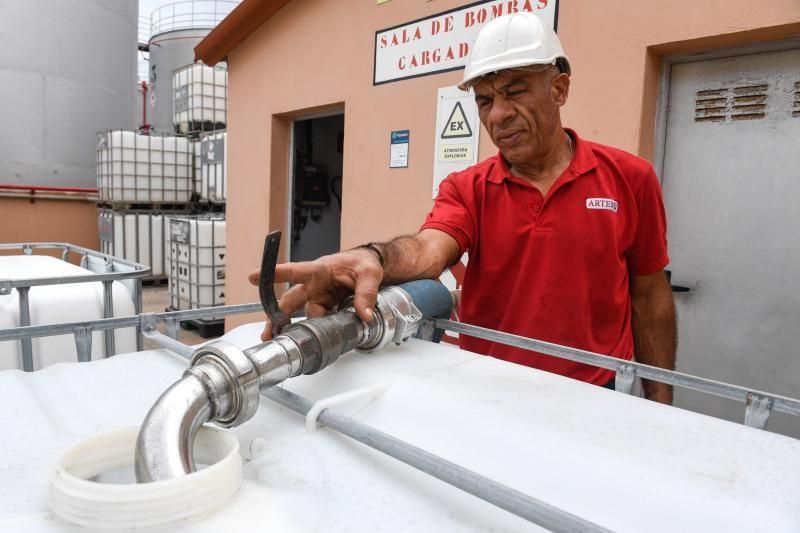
left=373, top=0, right=558, bottom=85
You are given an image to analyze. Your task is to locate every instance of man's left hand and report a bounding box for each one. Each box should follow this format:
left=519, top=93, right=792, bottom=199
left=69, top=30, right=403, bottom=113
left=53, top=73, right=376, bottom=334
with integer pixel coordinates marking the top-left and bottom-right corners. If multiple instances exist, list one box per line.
left=630, top=270, right=677, bottom=406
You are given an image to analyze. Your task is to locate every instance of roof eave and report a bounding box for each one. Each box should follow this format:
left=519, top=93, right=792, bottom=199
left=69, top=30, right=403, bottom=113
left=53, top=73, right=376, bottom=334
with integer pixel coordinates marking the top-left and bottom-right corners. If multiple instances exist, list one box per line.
left=195, top=0, right=293, bottom=65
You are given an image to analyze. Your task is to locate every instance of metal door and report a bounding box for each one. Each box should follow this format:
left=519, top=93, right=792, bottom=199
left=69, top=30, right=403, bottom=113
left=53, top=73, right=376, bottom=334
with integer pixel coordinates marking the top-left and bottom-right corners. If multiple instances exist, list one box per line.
left=661, top=48, right=800, bottom=437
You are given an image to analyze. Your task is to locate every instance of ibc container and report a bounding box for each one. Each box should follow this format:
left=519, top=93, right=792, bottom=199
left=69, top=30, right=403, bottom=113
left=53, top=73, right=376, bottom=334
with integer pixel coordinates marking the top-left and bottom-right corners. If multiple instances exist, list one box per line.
left=99, top=208, right=189, bottom=279
left=167, top=215, right=226, bottom=310
left=0, top=255, right=137, bottom=371
left=196, top=131, right=227, bottom=203
left=173, top=63, right=227, bottom=134
left=96, top=130, right=193, bottom=204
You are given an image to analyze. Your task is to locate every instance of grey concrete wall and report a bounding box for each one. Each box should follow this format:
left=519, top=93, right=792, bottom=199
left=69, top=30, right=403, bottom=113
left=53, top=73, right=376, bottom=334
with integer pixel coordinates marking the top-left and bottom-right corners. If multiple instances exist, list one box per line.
left=0, top=0, right=138, bottom=188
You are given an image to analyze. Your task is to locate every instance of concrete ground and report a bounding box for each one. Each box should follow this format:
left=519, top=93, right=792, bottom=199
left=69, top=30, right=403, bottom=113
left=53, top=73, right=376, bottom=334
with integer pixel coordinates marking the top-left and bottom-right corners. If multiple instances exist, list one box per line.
left=141, top=285, right=219, bottom=350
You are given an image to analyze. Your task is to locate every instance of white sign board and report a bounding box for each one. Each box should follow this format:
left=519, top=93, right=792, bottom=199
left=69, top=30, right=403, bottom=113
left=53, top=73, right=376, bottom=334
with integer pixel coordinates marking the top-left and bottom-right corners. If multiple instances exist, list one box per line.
left=389, top=129, right=410, bottom=168
left=432, top=86, right=480, bottom=198
left=374, top=0, right=558, bottom=85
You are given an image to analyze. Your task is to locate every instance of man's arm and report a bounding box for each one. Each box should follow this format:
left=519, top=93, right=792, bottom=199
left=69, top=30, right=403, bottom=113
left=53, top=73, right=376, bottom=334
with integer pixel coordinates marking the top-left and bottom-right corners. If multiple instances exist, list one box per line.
left=248, top=228, right=460, bottom=340
left=630, top=270, right=677, bottom=404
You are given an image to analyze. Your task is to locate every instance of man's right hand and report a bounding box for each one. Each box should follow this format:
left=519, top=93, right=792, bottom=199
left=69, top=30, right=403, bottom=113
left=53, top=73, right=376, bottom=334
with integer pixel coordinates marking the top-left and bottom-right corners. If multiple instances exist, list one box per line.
left=248, top=247, right=383, bottom=342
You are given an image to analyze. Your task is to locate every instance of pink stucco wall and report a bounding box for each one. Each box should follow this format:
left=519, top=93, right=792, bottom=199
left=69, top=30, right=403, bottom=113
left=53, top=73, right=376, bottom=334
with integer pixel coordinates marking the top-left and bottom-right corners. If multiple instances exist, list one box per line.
left=223, top=0, right=800, bottom=328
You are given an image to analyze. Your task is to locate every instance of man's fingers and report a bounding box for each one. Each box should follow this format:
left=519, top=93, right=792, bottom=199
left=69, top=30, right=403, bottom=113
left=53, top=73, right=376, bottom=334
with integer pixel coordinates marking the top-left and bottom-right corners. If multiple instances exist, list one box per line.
left=260, top=321, right=272, bottom=342
left=305, top=302, right=330, bottom=318
left=273, top=262, right=321, bottom=285
left=249, top=261, right=319, bottom=286
left=352, top=275, right=381, bottom=322
left=277, top=284, right=311, bottom=319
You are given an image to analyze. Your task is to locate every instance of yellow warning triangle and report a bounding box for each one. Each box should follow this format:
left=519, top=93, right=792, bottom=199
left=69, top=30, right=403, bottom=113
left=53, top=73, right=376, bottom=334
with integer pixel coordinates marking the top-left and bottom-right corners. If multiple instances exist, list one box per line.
left=441, top=102, right=473, bottom=139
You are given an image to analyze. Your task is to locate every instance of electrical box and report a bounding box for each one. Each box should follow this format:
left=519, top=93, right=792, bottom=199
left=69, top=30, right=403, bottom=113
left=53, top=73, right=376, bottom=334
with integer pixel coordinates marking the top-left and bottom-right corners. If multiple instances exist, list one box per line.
left=297, top=166, right=329, bottom=207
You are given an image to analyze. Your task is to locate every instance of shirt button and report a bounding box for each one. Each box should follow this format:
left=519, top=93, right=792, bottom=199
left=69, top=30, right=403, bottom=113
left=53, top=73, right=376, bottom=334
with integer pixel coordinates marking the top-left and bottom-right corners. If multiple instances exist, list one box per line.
left=532, top=204, right=541, bottom=212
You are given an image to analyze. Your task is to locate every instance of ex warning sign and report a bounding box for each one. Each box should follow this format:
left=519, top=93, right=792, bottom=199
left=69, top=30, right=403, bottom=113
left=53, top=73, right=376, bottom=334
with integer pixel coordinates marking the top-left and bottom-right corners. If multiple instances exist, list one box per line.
left=432, top=86, right=480, bottom=198
left=440, top=102, right=473, bottom=139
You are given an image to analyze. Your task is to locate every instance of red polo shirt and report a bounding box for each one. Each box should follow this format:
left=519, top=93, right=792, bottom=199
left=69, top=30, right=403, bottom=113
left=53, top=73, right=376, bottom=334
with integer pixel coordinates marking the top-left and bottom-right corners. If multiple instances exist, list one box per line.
left=421, top=129, right=669, bottom=385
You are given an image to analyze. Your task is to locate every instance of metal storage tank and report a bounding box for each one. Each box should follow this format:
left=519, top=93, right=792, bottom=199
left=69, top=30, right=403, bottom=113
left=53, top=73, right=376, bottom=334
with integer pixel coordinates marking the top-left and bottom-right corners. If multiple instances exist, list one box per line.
left=0, top=0, right=138, bottom=189
left=146, top=1, right=238, bottom=133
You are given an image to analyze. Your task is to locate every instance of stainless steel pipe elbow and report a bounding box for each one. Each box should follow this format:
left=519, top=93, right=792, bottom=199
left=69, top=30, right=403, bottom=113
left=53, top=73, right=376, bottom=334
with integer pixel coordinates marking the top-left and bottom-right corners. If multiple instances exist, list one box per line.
left=134, top=284, right=444, bottom=483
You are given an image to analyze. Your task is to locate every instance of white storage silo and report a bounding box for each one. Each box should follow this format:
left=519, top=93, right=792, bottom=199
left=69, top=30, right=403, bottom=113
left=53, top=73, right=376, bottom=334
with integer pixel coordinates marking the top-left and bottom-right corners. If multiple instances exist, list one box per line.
left=146, top=1, right=238, bottom=134
left=0, top=0, right=138, bottom=188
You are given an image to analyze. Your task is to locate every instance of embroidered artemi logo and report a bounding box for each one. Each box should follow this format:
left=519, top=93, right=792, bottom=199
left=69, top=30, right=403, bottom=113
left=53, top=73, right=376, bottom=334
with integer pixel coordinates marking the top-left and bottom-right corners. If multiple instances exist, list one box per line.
left=585, top=198, right=619, bottom=212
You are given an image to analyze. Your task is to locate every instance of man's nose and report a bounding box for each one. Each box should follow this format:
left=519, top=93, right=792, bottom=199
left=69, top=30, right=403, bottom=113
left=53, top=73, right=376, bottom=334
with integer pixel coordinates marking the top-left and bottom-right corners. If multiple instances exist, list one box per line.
left=487, top=97, right=515, bottom=126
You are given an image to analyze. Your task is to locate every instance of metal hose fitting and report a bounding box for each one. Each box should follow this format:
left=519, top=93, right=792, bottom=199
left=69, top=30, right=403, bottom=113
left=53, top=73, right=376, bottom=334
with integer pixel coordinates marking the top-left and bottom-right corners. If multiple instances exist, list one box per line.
left=135, top=281, right=452, bottom=482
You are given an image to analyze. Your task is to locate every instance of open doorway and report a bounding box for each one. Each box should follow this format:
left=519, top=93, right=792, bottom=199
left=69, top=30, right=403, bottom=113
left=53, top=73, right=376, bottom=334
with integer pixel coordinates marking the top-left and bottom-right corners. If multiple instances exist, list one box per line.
left=289, top=113, right=344, bottom=262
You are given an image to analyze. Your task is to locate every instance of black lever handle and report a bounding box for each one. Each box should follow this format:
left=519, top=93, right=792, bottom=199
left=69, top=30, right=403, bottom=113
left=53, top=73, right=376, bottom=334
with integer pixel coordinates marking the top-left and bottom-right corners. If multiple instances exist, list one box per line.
left=664, top=269, right=691, bottom=293
left=259, top=231, right=291, bottom=337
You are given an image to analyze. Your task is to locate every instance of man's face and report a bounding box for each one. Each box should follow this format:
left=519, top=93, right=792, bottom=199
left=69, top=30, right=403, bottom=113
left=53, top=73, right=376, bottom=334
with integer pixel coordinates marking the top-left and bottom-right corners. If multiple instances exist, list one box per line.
left=472, top=68, right=569, bottom=166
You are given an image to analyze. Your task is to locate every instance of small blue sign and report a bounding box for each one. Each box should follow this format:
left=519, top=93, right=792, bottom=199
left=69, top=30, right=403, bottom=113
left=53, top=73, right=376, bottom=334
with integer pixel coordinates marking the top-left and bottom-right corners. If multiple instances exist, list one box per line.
left=391, top=129, right=410, bottom=144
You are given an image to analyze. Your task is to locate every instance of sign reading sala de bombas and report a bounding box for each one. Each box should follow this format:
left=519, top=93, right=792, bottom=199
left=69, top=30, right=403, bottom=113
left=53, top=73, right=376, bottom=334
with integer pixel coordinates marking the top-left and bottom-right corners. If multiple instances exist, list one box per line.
left=373, top=0, right=558, bottom=85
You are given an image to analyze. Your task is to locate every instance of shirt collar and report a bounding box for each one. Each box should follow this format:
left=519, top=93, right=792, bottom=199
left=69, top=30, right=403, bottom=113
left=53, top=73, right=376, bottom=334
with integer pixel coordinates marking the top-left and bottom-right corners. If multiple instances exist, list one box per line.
left=488, top=128, right=598, bottom=185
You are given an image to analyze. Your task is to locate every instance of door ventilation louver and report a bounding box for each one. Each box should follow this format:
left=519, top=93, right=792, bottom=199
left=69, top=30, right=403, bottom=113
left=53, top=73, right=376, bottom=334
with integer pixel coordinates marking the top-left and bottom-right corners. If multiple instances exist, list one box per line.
left=793, top=81, right=800, bottom=117
left=694, top=84, right=768, bottom=122
left=695, top=89, right=727, bottom=122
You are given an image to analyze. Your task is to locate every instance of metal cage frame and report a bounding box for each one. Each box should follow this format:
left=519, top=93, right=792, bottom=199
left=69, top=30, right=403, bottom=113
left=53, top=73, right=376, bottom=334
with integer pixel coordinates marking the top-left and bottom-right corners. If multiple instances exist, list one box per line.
left=0, top=292, right=798, bottom=432
left=0, top=243, right=151, bottom=370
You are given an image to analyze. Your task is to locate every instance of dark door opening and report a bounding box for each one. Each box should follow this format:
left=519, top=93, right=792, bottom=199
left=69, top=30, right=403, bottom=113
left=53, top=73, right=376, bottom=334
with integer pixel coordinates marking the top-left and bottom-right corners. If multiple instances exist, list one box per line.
left=289, top=114, right=344, bottom=262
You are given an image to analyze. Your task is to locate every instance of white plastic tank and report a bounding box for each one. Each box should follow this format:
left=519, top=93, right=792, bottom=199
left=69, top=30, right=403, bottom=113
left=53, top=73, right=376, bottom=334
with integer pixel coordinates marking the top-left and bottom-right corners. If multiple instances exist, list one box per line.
left=96, top=130, right=193, bottom=203
left=99, top=208, right=186, bottom=278
left=0, top=255, right=136, bottom=371
left=0, top=0, right=137, bottom=188
left=2, top=325, right=800, bottom=531
left=173, top=64, right=228, bottom=134
left=167, top=215, right=226, bottom=309
left=197, top=131, right=227, bottom=202
left=146, top=1, right=239, bottom=133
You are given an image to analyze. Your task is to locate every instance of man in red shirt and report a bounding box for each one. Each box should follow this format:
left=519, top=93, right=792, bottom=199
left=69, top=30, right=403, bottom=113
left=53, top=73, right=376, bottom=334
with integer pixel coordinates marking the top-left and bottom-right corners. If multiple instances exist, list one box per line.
left=250, top=13, right=676, bottom=403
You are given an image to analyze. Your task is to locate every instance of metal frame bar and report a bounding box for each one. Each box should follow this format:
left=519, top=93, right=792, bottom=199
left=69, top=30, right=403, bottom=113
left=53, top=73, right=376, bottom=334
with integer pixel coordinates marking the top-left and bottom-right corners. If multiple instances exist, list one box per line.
left=0, top=303, right=262, bottom=343
left=0, top=243, right=150, bottom=289
left=263, top=387, right=610, bottom=533
left=2, top=297, right=798, bottom=430
left=430, top=318, right=800, bottom=426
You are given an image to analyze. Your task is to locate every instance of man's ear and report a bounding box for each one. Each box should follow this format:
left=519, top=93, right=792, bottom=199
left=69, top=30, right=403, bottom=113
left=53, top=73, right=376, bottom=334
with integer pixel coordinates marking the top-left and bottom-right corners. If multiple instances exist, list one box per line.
left=551, top=73, right=570, bottom=107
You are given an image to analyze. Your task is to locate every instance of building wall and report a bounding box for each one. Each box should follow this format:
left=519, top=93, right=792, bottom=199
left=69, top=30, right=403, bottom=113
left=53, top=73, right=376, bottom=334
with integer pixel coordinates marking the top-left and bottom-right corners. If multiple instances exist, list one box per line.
left=0, top=196, right=99, bottom=261
left=223, top=0, right=800, bottom=328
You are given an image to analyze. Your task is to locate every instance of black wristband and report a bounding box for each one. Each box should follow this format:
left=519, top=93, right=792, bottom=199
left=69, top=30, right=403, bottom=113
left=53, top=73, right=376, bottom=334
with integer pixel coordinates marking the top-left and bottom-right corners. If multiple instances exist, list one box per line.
left=356, top=243, right=385, bottom=267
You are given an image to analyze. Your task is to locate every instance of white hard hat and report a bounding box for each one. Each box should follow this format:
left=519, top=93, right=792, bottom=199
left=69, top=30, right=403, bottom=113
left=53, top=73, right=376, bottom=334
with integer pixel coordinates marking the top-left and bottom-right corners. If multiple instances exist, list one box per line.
left=459, top=12, right=570, bottom=90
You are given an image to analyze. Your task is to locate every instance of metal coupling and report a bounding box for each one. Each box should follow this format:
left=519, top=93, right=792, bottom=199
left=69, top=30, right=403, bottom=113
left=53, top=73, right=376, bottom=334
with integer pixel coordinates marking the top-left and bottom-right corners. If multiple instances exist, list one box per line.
left=190, top=341, right=261, bottom=428
left=352, top=286, right=423, bottom=353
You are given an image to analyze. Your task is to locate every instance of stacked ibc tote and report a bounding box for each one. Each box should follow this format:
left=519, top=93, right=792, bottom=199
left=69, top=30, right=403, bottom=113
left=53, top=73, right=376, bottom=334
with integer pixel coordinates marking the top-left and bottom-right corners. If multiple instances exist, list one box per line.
left=97, top=67, right=229, bottom=337
left=168, top=62, right=229, bottom=337
left=97, top=0, right=236, bottom=336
